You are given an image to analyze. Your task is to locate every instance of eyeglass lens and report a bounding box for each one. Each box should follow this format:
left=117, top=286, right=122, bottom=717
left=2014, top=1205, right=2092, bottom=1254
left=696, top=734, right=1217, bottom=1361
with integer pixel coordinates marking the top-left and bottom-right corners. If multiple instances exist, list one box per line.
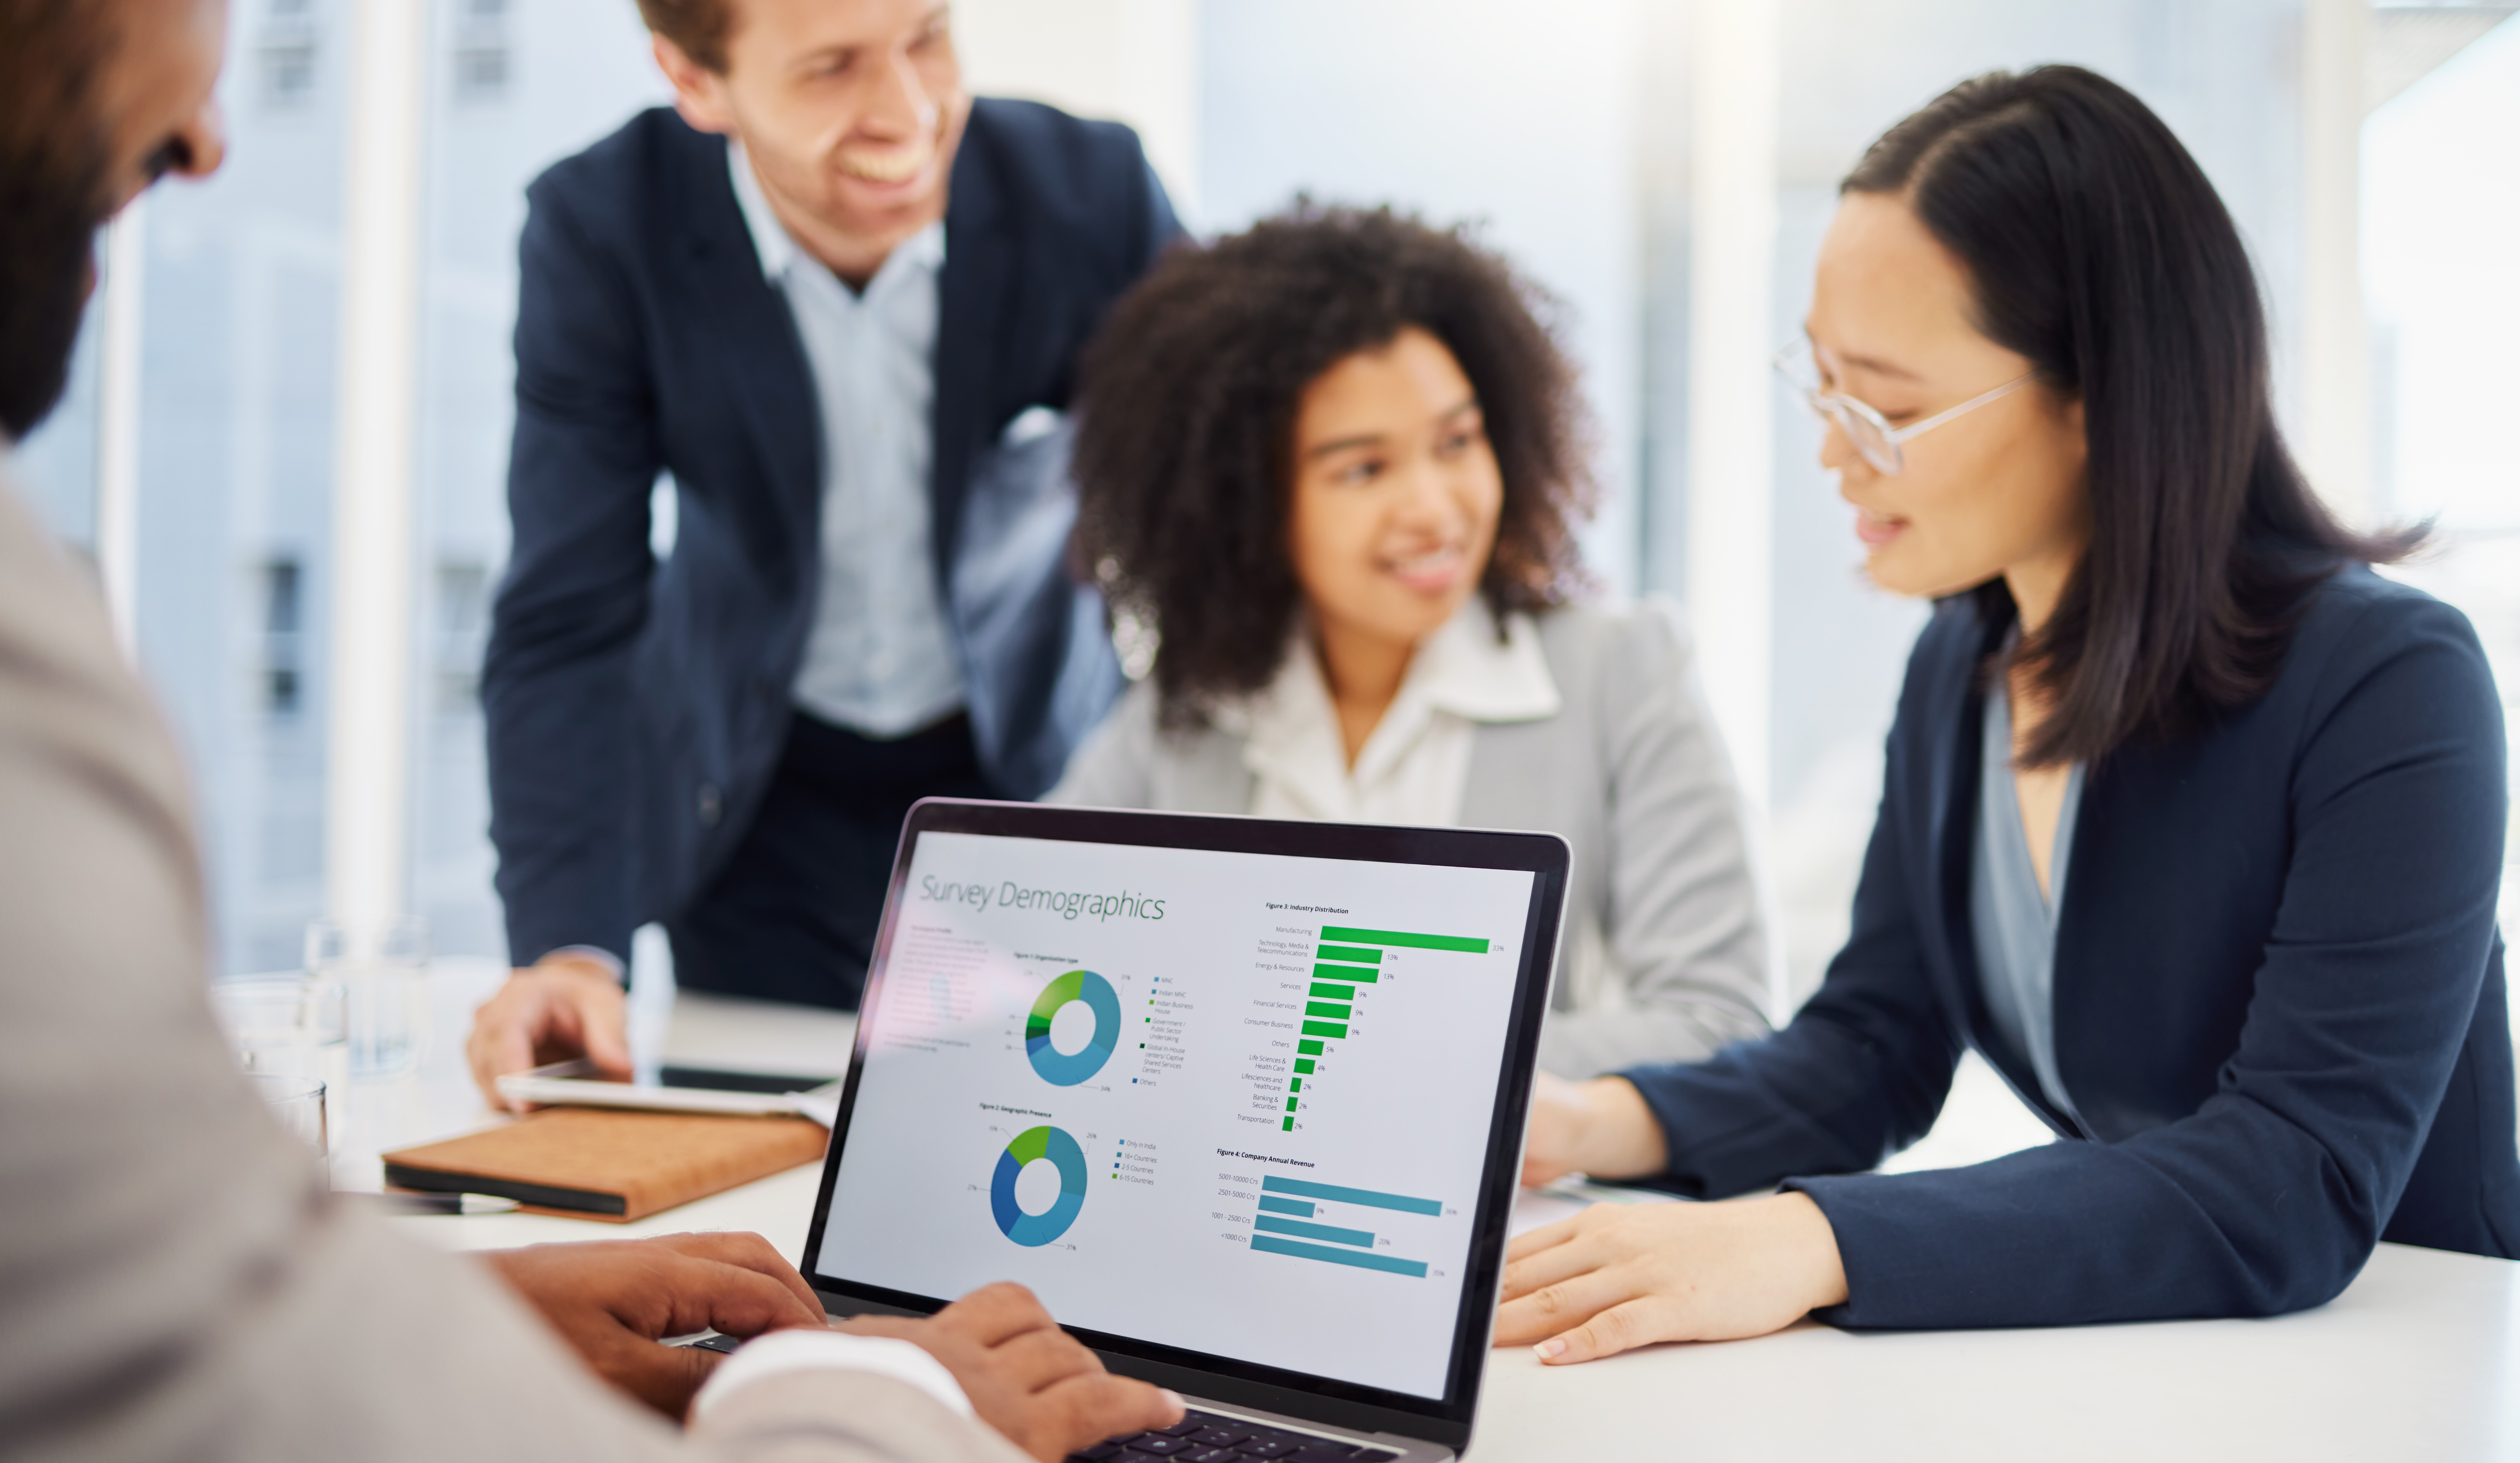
left=1778, top=339, right=1903, bottom=475
left=1831, top=405, right=1899, bottom=474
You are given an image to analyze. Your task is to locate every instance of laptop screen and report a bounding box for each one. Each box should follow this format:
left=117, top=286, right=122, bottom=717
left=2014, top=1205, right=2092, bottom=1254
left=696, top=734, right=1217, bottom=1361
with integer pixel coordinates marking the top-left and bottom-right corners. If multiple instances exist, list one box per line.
left=806, top=806, right=1557, bottom=1409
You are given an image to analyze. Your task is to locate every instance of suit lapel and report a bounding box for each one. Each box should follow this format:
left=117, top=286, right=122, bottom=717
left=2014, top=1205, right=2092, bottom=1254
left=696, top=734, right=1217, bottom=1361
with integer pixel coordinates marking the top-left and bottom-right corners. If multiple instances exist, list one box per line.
left=1921, top=611, right=1990, bottom=1041
left=931, top=123, right=1017, bottom=580
left=673, top=131, right=821, bottom=542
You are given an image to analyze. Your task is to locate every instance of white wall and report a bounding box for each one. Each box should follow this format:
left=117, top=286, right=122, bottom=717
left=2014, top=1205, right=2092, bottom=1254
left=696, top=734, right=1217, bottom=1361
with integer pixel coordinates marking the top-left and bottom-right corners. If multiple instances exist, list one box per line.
left=955, top=0, right=1202, bottom=215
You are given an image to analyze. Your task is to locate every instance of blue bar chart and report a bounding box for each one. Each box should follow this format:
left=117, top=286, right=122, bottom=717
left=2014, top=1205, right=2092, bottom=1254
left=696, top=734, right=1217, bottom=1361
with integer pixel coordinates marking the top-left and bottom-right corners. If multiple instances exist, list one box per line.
left=1262, top=1174, right=1443, bottom=1214
left=1244, top=1174, right=1442, bottom=1280
left=1250, top=1235, right=1431, bottom=1277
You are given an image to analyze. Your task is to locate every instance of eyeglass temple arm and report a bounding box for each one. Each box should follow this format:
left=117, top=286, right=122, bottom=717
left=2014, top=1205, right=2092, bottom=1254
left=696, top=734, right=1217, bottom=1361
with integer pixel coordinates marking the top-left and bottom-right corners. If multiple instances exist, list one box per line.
left=1886, top=372, right=2035, bottom=443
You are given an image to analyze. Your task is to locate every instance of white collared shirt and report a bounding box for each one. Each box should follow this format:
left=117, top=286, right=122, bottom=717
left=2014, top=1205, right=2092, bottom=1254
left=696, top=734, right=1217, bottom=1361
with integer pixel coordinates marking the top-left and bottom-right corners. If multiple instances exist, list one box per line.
left=1231, top=599, right=1562, bottom=826
left=728, top=141, right=966, bottom=737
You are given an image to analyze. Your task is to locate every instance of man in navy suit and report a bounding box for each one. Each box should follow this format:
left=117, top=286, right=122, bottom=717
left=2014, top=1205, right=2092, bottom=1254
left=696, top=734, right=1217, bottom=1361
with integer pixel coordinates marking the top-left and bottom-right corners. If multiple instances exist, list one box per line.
left=466, top=0, right=1179, bottom=1103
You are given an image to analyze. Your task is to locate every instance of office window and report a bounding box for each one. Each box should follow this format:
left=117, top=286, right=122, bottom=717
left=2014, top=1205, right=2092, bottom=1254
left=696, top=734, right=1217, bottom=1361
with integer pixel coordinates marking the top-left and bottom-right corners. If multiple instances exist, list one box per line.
left=431, top=560, right=489, bottom=714
left=453, top=0, right=512, bottom=104
left=257, top=0, right=319, bottom=110
left=412, top=0, right=673, bottom=960
left=2364, top=15, right=2520, bottom=939
left=89, top=0, right=347, bottom=975
left=453, top=47, right=509, bottom=100
left=262, top=558, right=305, bottom=716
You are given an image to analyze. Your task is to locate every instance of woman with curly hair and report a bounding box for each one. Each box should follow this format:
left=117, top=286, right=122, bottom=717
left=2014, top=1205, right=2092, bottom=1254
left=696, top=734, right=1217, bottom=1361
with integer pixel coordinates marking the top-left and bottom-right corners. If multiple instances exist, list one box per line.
left=1049, top=204, right=1772, bottom=1079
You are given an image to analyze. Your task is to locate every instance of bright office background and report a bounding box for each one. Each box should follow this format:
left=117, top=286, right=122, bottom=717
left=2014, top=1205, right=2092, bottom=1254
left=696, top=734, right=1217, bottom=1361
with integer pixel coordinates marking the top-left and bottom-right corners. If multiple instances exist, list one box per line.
left=12, top=0, right=2517, bottom=1159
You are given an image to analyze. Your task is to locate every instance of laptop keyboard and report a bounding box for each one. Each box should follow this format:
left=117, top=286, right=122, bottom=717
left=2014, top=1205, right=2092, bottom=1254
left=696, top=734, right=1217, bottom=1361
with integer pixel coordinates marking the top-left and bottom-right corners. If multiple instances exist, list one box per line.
left=1068, top=1408, right=1403, bottom=1463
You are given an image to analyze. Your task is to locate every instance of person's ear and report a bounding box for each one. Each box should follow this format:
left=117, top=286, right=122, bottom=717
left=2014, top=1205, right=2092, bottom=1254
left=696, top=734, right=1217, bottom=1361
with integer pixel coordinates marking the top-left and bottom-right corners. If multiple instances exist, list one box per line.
left=653, top=33, right=737, bottom=136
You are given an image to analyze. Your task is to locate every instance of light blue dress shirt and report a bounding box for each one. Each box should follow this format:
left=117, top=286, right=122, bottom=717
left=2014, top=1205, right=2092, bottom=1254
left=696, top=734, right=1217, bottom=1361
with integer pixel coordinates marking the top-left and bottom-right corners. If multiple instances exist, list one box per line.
left=728, top=142, right=966, bottom=738
left=1970, top=681, right=2087, bottom=1123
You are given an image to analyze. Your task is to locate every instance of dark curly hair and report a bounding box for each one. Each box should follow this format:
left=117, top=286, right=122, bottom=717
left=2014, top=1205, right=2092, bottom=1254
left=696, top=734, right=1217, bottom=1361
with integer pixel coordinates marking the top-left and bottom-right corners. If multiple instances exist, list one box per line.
left=1072, top=202, right=1595, bottom=728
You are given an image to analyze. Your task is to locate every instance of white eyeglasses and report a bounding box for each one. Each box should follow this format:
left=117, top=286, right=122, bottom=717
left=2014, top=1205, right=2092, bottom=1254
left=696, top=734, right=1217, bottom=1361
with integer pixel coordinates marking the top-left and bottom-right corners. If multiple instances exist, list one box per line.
left=1772, top=337, right=2033, bottom=476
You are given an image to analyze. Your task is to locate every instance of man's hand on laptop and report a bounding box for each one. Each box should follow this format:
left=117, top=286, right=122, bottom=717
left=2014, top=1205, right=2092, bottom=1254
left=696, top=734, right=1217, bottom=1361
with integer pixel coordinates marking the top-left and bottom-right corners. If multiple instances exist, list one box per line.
left=483, top=1232, right=828, bottom=1417
left=467, top=951, right=633, bottom=1110
left=842, top=1281, right=1185, bottom=1461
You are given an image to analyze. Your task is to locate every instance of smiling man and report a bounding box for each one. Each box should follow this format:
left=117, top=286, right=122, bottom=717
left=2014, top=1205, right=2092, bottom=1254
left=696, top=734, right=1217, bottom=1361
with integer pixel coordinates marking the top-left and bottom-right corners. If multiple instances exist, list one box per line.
left=471, top=0, right=1181, bottom=1101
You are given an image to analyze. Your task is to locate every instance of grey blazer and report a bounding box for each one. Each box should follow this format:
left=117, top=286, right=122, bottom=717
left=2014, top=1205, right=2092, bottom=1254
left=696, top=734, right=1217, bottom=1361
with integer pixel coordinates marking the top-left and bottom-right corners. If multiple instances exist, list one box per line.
left=0, top=463, right=1024, bottom=1463
left=1051, top=600, right=1772, bottom=1076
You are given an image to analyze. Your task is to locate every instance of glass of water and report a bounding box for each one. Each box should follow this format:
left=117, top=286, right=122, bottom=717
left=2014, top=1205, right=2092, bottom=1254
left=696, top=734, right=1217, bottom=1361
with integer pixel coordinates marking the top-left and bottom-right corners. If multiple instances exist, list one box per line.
left=211, top=977, right=350, bottom=1097
left=249, top=1073, right=329, bottom=1155
left=307, top=916, right=431, bottom=1079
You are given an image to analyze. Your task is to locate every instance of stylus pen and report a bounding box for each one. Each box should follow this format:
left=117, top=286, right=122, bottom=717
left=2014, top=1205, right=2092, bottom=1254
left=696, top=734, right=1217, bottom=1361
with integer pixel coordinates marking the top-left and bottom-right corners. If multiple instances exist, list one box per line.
left=351, top=1191, right=522, bottom=1216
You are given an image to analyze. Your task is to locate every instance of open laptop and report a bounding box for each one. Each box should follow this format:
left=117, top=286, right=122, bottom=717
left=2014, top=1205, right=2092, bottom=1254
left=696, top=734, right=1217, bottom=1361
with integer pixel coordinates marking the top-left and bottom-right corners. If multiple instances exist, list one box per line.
left=792, top=798, right=1570, bottom=1462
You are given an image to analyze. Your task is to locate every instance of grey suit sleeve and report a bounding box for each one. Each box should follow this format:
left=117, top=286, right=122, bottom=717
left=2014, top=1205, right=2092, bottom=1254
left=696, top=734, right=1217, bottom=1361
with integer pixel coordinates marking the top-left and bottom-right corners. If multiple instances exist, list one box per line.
left=1044, top=681, right=1161, bottom=807
left=0, top=479, right=1008, bottom=1463
left=1537, top=603, right=1773, bottom=1077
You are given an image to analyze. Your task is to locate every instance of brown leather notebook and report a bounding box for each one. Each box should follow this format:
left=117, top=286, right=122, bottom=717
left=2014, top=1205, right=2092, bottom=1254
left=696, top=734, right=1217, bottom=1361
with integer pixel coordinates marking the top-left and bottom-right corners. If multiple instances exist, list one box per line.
left=382, top=1108, right=828, bottom=1223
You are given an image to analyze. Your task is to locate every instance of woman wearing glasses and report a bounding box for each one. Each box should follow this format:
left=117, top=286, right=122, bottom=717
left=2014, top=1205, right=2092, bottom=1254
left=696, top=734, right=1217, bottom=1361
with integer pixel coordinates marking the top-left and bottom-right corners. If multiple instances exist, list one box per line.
left=1505, top=64, right=2516, bottom=1357
left=1050, top=205, right=1771, bottom=1079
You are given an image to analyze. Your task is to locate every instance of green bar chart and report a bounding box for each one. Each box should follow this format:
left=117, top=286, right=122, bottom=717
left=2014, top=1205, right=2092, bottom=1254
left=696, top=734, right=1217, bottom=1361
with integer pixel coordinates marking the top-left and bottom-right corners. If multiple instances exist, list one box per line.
left=1318, top=926, right=1490, bottom=953
left=1278, top=923, right=1489, bottom=1133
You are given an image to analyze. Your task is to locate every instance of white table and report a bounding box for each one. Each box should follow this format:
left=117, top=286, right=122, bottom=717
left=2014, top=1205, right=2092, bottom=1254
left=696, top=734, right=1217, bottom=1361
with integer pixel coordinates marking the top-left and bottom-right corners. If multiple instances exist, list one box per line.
left=365, top=967, right=2520, bottom=1461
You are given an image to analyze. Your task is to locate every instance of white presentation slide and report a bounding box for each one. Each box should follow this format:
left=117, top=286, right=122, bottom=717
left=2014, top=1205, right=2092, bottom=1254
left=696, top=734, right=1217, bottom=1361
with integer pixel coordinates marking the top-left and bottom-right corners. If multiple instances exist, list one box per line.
left=818, top=831, right=1536, bottom=1400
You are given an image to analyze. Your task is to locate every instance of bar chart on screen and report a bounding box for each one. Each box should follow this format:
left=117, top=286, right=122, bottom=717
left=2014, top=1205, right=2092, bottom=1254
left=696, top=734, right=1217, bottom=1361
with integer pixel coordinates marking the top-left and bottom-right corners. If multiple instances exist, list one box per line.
left=1269, top=923, right=1494, bottom=1136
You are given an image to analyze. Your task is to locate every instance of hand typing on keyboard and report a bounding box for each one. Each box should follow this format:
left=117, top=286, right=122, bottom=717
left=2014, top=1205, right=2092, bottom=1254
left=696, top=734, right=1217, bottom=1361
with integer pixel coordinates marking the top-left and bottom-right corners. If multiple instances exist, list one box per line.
left=837, top=1281, right=1186, bottom=1461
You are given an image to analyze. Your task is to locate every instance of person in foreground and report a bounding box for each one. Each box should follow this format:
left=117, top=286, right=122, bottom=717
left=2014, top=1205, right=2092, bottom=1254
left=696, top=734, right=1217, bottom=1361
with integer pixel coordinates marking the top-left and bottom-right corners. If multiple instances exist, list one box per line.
left=1500, top=64, right=2517, bottom=1362
left=0, top=0, right=1178, bottom=1457
left=1050, top=205, right=1771, bottom=1078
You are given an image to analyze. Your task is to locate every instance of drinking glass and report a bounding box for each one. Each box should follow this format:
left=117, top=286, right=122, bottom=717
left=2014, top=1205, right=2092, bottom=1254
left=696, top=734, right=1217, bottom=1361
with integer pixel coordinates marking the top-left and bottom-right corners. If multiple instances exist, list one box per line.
left=249, top=1073, right=329, bottom=1155
left=211, top=976, right=351, bottom=1097
left=307, top=916, right=431, bottom=1079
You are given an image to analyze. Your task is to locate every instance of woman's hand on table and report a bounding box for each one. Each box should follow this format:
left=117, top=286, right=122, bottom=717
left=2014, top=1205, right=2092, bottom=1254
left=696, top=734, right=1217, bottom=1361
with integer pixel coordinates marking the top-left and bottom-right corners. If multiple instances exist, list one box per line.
left=465, top=952, right=632, bottom=1110
left=1496, top=1192, right=1849, bottom=1363
left=483, top=1231, right=827, bottom=1417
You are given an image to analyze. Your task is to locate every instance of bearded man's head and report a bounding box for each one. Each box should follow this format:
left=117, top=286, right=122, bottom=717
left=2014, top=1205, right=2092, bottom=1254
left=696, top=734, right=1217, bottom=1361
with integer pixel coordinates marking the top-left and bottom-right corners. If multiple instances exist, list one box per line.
left=0, top=0, right=119, bottom=441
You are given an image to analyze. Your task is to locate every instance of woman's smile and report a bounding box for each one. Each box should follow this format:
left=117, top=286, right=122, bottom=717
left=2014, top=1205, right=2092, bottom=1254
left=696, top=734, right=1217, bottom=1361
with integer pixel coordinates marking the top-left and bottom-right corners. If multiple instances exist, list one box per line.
left=1380, top=540, right=1472, bottom=595
left=1851, top=506, right=1908, bottom=549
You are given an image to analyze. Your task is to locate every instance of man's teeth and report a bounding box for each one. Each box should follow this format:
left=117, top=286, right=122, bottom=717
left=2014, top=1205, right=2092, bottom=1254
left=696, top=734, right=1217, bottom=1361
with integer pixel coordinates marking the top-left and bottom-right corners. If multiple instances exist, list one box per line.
left=839, top=149, right=929, bottom=183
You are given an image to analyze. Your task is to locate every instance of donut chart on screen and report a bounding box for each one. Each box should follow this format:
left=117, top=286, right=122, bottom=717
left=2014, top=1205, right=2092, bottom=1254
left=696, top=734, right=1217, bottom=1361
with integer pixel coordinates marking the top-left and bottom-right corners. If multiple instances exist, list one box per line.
left=990, top=1125, right=1088, bottom=1246
left=1023, top=969, right=1120, bottom=1086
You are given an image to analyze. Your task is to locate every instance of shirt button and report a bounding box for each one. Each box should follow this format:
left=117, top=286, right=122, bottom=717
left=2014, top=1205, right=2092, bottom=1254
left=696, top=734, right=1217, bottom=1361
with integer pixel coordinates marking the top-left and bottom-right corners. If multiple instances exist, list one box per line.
left=697, top=783, right=723, bottom=826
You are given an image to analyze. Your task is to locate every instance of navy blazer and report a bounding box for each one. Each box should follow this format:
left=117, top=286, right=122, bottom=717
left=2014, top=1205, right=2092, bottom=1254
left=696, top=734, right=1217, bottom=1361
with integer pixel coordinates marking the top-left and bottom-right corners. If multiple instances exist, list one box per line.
left=1625, top=565, right=2517, bottom=1328
left=483, top=102, right=1179, bottom=968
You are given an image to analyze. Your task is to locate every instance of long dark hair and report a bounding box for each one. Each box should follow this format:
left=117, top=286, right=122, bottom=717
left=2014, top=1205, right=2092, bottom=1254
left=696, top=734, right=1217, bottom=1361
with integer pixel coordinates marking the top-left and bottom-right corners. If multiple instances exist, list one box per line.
left=1844, top=65, right=2419, bottom=767
left=1071, top=203, right=1594, bottom=728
